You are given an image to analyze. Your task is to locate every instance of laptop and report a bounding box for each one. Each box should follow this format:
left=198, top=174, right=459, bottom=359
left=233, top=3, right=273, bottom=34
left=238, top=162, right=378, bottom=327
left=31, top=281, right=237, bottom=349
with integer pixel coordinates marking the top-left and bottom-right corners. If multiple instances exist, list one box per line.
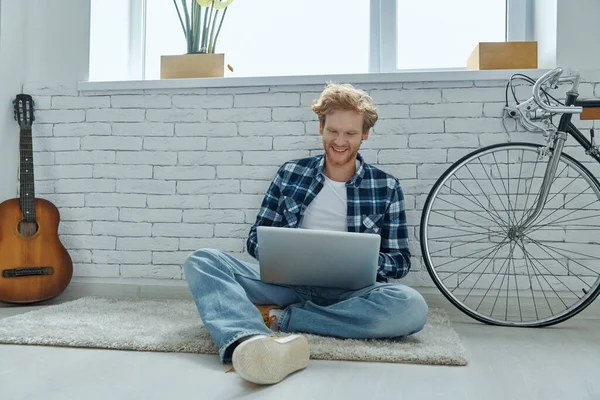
left=257, top=226, right=381, bottom=290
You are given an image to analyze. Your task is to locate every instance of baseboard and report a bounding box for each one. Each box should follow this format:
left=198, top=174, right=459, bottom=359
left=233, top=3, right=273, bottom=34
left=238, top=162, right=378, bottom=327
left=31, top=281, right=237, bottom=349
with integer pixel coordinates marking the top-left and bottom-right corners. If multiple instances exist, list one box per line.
left=67, top=277, right=195, bottom=300
left=64, top=277, right=448, bottom=300
left=2, top=277, right=598, bottom=322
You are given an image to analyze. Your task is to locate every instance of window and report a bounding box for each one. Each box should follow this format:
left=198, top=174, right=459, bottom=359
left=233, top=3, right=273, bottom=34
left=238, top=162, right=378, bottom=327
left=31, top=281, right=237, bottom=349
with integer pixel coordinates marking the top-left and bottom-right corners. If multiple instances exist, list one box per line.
left=89, top=0, right=133, bottom=81
left=89, top=0, right=530, bottom=81
left=395, top=0, right=506, bottom=70
left=371, top=0, right=529, bottom=72
left=144, top=0, right=370, bottom=80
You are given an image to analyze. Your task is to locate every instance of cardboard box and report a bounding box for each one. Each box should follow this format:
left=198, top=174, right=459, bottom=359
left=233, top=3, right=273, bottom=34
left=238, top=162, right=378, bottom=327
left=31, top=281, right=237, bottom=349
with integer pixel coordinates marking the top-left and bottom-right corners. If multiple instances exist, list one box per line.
left=467, top=41, right=538, bottom=70
left=161, top=53, right=225, bottom=79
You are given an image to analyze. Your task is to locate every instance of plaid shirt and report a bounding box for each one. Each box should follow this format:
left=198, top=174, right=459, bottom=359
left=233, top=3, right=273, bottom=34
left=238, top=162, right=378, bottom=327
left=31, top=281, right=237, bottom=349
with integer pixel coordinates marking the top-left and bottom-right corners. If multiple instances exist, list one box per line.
left=246, top=152, right=411, bottom=281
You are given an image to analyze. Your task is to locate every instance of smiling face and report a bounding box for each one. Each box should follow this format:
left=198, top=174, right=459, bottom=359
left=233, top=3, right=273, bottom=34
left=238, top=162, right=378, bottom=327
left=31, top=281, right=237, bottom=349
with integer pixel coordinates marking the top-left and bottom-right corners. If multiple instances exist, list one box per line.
left=319, top=109, right=369, bottom=171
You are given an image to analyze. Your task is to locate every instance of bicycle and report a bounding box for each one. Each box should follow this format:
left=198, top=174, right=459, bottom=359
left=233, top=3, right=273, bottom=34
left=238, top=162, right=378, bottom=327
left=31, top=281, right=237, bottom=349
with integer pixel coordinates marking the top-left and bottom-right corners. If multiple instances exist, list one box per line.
left=420, top=66, right=600, bottom=327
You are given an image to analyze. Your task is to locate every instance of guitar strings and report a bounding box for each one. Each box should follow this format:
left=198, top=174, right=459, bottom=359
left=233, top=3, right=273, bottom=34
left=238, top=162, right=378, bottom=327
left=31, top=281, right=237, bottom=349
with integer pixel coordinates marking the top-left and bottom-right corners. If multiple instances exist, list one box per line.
left=17, top=102, right=36, bottom=221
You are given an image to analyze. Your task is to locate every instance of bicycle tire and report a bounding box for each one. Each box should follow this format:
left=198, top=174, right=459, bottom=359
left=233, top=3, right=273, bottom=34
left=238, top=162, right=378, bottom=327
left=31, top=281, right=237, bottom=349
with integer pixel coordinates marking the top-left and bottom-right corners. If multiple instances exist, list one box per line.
left=420, top=142, right=600, bottom=327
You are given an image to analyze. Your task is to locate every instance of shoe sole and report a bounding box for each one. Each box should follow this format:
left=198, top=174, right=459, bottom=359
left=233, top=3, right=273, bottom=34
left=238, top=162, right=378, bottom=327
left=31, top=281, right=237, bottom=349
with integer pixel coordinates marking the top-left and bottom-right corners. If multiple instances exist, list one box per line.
left=232, top=335, right=310, bottom=384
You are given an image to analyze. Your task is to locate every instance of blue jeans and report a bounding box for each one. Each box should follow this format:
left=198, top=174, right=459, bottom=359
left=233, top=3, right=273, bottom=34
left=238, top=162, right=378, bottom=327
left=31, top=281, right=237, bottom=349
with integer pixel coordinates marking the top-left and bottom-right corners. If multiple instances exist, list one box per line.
left=183, top=248, right=429, bottom=363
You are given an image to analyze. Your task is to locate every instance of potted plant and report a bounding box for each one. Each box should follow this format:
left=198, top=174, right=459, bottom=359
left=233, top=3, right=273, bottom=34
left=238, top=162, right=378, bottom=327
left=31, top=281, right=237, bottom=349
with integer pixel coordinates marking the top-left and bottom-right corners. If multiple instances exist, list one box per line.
left=161, top=0, right=235, bottom=79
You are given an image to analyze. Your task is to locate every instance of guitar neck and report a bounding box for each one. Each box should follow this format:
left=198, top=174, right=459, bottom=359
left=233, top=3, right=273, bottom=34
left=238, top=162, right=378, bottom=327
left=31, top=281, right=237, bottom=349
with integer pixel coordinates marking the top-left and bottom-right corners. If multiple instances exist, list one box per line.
left=19, top=126, right=36, bottom=222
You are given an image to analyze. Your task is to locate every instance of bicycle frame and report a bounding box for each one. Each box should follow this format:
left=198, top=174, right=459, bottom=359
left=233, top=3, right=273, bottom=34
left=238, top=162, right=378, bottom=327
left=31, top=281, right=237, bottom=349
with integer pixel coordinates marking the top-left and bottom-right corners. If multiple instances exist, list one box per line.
left=519, top=97, right=600, bottom=231
left=565, top=98, right=600, bottom=164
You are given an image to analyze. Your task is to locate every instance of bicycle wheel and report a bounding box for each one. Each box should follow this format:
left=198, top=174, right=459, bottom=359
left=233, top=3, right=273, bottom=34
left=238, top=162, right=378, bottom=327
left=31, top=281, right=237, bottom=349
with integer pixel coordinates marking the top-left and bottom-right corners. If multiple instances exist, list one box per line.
left=421, top=142, right=600, bottom=327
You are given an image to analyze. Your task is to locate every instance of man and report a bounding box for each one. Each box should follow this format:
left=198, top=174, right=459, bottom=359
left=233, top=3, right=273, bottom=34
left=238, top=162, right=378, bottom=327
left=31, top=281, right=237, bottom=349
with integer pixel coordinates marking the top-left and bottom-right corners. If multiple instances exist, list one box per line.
left=184, top=83, right=428, bottom=385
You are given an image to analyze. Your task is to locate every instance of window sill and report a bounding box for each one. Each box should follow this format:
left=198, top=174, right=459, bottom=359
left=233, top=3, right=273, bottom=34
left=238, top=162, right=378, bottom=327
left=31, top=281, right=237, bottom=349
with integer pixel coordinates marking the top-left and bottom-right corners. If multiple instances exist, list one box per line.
left=78, top=69, right=549, bottom=92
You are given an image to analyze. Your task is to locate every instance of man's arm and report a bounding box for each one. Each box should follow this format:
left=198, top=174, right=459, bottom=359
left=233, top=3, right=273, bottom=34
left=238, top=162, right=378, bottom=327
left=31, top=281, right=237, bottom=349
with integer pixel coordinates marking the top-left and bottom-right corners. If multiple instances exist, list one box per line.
left=246, top=165, right=286, bottom=260
left=377, top=180, right=411, bottom=280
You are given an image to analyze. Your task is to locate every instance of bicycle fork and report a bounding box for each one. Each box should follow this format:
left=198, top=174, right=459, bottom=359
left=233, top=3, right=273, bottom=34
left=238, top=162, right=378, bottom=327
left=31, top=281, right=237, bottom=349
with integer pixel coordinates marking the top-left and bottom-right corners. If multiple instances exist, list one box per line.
left=518, top=131, right=568, bottom=232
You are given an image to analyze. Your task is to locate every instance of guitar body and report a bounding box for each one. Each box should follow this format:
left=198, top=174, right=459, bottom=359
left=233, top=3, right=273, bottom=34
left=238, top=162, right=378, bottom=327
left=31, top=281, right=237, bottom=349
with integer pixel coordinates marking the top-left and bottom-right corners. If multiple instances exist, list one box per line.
left=0, top=197, right=73, bottom=303
left=0, top=93, right=73, bottom=304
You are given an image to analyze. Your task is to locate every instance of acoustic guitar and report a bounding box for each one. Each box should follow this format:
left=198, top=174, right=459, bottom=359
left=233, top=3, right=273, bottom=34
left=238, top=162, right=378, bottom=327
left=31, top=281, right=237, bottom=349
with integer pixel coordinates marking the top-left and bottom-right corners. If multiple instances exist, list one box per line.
left=0, top=94, right=73, bottom=304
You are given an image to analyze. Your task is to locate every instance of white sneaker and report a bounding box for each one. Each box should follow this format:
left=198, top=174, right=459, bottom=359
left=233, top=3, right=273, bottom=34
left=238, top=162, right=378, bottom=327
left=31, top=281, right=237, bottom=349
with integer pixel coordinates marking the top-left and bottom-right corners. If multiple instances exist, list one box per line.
left=232, top=334, right=310, bottom=384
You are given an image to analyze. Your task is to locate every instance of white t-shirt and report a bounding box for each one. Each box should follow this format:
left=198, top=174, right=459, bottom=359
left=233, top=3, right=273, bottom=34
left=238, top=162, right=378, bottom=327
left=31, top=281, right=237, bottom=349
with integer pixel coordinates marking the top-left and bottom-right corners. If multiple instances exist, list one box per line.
left=299, top=160, right=359, bottom=232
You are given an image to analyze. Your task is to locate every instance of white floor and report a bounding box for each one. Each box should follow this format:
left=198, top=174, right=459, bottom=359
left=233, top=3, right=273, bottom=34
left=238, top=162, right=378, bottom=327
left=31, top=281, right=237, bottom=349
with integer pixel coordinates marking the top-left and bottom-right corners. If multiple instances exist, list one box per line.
left=1, top=281, right=600, bottom=400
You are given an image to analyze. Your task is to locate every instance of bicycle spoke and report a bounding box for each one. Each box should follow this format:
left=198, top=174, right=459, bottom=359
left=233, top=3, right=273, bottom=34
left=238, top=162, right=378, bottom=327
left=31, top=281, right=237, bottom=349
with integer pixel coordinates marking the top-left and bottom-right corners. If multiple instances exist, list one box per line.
left=542, top=171, right=582, bottom=206
left=429, top=230, right=505, bottom=241
left=506, top=150, right=517, bottom=222
left=525, top=238, right=600, bottom=261
left=455, top=240, right=508, bottom=289
left=474, top=241, right=516, bottom=312
left=432, top=210, right=507, bottom=234
left=517, top=154, right=541, bottom=226
left=505, top=149, right=519, bottom=227
left=511, top=250, right=523, bottom=322
left=524, top=197, right=600, bottom=234
left=513, top=149, right=525, bottom=229
left=517, top=163, right=568, bottom=226
left=521, top=240, right=571, bottom=310
left=478, top=158, right=512, bottom=225
left=522, top=239, right=539, bottom=321
left=434, top=196, right=504, bottom=227
left=454, top=240, right=509, bottom=305
left=464, top=164, right=509, bottom=226
left=473, top=243, right=512, bottom=312
left=490, top=241, right=517, bottom=316
left=460, top=165, right=508, bottom=226
left=447, top=183, right=507, bottom=228
left=518, top=239, right=558, bottom=315
left=435, top=239, right=509, bottom=276
left=459, top=244, right=508, bottom=306
left=505, top=238, right=511, bottom=321
left=493, top=152, right=516, bottom=226
left=523, top=236, right=591, bottom=294
left=429, top=234, right=503, bottom=257
left=525, top=212, right=600, bottom=234
left=526, top=253, right=570, bottom=311
left=523, top=235, right=600, bottom=278
left=429, top=224, right=506, bottom=236
left=524, top=240, right=572, bottom=276
left=527, top=226, right=600, bottom=231
left=522, top=180, right=590, bottom=232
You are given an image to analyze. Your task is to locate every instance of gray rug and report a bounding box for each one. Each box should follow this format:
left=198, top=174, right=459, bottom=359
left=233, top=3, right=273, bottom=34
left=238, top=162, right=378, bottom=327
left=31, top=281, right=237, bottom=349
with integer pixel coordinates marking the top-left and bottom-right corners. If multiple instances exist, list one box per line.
left=0, top=296, right=467, bottom=366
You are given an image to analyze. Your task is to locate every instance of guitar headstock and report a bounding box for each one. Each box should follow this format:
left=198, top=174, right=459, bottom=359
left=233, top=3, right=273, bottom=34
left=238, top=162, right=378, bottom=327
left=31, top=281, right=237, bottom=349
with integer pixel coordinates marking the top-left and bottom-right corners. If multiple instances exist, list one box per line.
left=13, top=94, right=35, bottom=128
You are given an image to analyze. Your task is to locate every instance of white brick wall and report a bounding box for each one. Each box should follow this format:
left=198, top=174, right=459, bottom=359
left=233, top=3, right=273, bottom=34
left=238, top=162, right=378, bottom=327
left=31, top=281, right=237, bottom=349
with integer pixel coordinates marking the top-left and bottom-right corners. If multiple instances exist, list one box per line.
left=24, top=77, right=600, bottom=289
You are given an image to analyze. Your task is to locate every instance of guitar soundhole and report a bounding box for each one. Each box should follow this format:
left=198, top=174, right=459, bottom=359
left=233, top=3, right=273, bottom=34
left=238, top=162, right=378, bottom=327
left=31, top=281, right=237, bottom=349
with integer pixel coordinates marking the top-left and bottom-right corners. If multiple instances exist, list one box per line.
left=18, top=220, right=39, bottom=237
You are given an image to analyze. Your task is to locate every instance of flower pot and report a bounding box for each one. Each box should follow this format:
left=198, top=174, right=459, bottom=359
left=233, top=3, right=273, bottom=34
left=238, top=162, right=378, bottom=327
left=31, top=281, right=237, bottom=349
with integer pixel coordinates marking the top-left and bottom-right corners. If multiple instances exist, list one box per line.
left=160, top=53, right=225, bottom=79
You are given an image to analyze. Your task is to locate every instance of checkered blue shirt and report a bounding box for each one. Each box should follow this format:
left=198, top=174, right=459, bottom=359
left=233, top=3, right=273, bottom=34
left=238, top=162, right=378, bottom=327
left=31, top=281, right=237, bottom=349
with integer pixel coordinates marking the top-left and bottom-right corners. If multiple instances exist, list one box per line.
left=246, top=152, right=411, bottom=281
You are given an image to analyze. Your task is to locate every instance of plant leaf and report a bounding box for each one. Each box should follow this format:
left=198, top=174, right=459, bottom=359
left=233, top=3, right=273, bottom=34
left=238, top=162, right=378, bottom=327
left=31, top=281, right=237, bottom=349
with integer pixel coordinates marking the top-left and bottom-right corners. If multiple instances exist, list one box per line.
left=192, top=1, right=201, bottom=52
left=173, top=0, right=188, bottom=41
left=207, top=9, right=219, bottom=53
left=181, top=0, right=192, bottom=53
left=211, top=6, right=227, bottom=53
left=201, top=4, right=211, bottom=52
left=197, top=0, right=234, bottom=10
